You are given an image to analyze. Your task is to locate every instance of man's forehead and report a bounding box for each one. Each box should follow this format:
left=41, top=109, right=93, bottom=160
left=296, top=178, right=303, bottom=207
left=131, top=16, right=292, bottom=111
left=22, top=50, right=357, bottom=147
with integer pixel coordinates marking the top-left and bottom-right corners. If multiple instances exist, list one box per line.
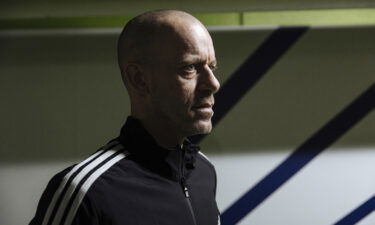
left=140, top=13, right=215, bottom=64
left=163, top=33, right=215, bottom=62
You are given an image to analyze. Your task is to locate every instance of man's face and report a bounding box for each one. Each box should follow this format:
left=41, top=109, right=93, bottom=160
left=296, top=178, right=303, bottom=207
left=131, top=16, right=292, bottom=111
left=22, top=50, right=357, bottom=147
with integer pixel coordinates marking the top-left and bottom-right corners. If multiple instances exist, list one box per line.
left=146, top=22, right=220, bottom=137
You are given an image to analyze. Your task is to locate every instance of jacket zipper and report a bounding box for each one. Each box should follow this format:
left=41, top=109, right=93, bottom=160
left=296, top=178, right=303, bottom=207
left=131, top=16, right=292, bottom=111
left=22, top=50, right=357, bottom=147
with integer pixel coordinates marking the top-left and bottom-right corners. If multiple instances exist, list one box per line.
left=180, top=149, right=197, bottom=225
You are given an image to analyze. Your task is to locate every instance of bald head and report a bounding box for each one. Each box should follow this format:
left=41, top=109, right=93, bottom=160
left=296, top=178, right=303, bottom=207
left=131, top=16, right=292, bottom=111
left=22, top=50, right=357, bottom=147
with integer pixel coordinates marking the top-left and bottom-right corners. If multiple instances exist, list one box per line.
left=116, top=10, right=219, bottom=146
left=117, top=10, right=210, bottom=88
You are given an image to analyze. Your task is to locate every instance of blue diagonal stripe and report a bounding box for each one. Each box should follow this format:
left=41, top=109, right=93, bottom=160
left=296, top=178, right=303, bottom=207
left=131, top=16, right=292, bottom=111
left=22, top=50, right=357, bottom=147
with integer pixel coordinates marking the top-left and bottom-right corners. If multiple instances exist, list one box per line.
left=220, top=83, right=375, bottom=225
left=334, top=195, right=375, bottom=225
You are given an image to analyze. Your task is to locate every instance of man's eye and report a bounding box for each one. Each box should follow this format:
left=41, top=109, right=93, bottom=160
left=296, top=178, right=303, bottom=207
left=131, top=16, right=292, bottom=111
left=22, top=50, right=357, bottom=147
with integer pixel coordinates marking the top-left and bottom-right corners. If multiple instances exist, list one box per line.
left=183, top=64, right=196, bottom=72
left=209, top=65, right=218, bottom=71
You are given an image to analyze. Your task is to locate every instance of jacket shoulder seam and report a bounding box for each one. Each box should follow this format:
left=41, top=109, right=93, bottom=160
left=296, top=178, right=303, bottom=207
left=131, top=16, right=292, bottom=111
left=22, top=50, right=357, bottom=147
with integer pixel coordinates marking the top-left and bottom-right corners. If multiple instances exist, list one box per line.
left=197, top=151, right=215, bottom=169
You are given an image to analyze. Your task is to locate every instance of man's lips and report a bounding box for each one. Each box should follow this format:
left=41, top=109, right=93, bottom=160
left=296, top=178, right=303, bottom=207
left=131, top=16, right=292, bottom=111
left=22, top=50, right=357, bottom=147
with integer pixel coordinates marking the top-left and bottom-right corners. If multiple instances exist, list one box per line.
left=191, top=102, right=214, bottom=118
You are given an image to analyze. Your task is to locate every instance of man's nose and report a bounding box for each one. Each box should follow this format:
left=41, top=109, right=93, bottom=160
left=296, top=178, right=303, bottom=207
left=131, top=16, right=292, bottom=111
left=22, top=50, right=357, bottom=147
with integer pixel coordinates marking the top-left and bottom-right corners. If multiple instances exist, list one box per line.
left=199, top=66, right=220, bottom=94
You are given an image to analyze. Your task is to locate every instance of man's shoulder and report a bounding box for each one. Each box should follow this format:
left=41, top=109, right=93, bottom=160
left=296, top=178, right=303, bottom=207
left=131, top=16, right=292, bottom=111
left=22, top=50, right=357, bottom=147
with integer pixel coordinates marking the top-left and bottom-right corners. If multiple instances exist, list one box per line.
left=196, top=151, right=216, bottom=170
left=54, top=139, right=129, bottom=192
left=55, top=140, right=127, bottom=184
left=30, top=140, right=129, bottom=225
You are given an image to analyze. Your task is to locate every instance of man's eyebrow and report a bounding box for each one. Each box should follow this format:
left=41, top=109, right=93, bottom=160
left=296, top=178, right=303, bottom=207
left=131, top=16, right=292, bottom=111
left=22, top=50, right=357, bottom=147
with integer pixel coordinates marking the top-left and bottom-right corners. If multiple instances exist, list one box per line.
left=177, top=55, right=217, bottom=65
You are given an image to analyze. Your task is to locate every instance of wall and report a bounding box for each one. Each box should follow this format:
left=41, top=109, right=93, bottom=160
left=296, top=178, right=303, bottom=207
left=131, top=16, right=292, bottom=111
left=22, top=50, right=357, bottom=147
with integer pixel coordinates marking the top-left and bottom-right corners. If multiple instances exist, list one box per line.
left=0, top=26, right=374, bottom=224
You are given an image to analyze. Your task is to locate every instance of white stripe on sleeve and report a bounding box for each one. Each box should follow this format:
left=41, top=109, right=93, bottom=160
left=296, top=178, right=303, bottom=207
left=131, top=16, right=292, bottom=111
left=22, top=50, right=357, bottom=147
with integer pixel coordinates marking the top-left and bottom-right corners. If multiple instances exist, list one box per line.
left=42, top=149, right=105, bottom=225
left=63, top=152, right=128, bottom=225
left=51, top=149, right=120, bottom=225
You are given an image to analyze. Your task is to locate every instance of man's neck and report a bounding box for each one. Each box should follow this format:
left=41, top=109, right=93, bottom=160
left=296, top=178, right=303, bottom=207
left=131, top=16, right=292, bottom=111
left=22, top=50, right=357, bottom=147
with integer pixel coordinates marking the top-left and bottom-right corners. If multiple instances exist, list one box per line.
left=132, top=115, right=185, bottom=150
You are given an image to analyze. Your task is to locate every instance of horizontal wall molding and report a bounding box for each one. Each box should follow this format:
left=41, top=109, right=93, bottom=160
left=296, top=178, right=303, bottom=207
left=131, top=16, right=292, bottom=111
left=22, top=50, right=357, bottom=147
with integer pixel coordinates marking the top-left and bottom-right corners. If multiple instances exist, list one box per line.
left=1, top=8, right=375, bottom=30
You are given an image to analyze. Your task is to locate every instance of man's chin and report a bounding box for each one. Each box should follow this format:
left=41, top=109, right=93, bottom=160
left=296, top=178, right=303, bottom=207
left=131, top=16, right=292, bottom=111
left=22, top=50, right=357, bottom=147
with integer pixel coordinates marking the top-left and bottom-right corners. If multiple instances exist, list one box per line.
left=188, top=119, right=213, bottom=135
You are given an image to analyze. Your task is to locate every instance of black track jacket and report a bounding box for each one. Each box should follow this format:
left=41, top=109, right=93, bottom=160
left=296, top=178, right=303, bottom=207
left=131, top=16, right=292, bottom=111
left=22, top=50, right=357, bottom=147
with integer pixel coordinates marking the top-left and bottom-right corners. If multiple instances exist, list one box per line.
left=30, top=116, right=220, bottom=225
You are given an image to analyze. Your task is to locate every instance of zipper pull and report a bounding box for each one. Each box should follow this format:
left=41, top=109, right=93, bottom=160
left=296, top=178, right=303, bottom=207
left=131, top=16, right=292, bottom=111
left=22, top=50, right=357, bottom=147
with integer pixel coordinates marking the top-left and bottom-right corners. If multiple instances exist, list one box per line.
left=183, top=186, right=190, bottom=198
left=181, top=178, right=190, bottom=198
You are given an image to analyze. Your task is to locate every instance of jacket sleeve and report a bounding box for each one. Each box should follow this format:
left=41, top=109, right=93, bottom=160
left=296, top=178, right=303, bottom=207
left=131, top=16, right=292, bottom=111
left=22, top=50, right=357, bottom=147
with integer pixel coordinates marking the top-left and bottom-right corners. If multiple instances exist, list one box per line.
left=29, top=167, right=100, bottom=225
left=70, top=197, right=100, bottom=225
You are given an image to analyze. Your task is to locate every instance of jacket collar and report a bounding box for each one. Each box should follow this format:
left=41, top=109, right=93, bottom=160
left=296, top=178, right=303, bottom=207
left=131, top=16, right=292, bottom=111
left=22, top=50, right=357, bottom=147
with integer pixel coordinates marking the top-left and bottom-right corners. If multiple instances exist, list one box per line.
left=117, top=116, right=200, bottom=181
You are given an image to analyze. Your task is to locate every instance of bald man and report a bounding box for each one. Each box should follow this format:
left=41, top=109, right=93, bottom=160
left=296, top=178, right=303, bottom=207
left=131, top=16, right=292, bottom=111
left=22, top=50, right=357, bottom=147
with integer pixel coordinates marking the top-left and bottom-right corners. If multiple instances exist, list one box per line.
left=30, top=10, right=221, bottom=225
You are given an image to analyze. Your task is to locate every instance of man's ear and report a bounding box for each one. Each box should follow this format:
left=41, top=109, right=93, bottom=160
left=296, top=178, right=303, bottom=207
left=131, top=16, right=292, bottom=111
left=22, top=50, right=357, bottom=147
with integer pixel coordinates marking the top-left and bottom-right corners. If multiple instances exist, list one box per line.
left=124, top=63, right=150, bottom=96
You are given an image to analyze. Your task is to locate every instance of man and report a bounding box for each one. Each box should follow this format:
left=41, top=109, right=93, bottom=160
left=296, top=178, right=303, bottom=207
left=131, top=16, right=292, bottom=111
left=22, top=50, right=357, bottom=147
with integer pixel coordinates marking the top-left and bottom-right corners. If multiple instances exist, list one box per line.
left=30, top=9, right=220, bottom=225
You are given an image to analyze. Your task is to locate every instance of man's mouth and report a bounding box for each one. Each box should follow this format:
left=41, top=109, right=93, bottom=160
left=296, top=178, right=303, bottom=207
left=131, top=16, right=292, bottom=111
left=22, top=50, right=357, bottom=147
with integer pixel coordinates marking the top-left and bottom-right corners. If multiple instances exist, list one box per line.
left=192, top=103, right=213, bottom=109
left=191, top=103, right=214, bottom=118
